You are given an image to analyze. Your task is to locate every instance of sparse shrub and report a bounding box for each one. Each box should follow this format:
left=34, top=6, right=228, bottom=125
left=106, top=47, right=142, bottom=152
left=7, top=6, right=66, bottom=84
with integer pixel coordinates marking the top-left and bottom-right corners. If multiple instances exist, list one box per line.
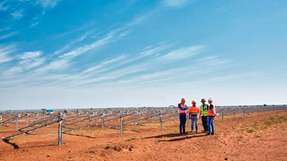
left=246, top=128, right=256, bottom=133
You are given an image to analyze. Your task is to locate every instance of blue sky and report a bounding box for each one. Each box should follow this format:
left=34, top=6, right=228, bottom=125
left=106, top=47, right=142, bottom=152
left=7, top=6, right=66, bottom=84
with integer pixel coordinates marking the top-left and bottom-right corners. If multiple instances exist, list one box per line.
left=0, top=0, right=286, bottom=109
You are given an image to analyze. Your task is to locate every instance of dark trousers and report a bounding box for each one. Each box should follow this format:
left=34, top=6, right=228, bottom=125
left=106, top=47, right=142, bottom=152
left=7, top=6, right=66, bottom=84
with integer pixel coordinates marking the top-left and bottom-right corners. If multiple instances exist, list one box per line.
left=179, top=115, right=186, bottom=134
left=201, top=116, right=208, bottom=131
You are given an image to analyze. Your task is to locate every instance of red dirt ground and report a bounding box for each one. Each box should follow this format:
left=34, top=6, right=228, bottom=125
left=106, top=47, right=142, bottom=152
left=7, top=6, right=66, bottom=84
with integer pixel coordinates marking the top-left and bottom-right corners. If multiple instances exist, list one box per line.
left=1, top=110, right=287, bottom=161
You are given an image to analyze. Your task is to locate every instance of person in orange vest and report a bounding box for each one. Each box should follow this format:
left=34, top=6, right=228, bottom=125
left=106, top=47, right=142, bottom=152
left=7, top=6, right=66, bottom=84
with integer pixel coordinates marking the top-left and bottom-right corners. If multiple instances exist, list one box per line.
left=207, top=98, right=216, bottom=135
left=189, top=100, right=200, bottom=134
left=178, top=98, right=188, bottom=135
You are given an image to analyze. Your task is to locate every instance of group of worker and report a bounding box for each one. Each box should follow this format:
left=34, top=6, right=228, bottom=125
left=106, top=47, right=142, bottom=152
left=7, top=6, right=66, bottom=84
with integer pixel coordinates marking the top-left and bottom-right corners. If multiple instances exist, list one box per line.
left=177, top=98, right=216, bottom=135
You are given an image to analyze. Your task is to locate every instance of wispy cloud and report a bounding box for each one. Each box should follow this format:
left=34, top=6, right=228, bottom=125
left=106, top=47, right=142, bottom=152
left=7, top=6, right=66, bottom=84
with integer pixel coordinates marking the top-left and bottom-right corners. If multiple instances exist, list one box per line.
left=19, top=51, right=45, bottom=69
left=2, top=51, right=45, bottom=76
left=81, top=55, right=128, bottom=75
left=30, top=45, right=168, bottom=87
left=208, top=72, right=262, bottom=82
left=0, top=32, right=17, bottom=40
left=196, top=56, right=229, bottom=66
left=0, top=12, right=148, bottom=88
left=0, top=46, right=15, bottom=64
left=37, top=0, right=62, bottom=9
left=52, top=31, right=92, bottom=56
left=77, top=44, right=168, bottom=79
left=53, top=12, right=150, bottom=58
left=21, top=27, right=128, bottom=76
left=35, top=59, right=69, bottom=73
left=2, top=67, right=23, bottom=77
left=0, top=41, right=228, bottom=90
left=20, top=51, right=42, bottom=60
left=163, top=0, right=190, bottom=8
left=60, top=33, right=113, bottom=58
left=0, top=53, right=12, bottom=64
left=0, top=12, right=220, bottom=90
left=10, top=10, right=23, bottom=20
left=162, top=45, right=204, bottom=60
left=60, top=44, right=207, bottom=87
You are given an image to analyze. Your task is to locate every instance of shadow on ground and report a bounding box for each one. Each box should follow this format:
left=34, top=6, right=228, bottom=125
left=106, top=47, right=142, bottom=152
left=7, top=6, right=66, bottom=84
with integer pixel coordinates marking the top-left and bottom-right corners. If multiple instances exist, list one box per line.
left=142, top=131, right=208, bottom=141
left=159, top=133, right=208, bottom=142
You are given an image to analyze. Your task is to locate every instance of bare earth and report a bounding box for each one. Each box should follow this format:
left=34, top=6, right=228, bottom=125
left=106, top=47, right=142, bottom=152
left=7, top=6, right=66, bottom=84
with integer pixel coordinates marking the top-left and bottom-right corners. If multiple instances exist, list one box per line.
left=1, top=110, right=287, bottom=161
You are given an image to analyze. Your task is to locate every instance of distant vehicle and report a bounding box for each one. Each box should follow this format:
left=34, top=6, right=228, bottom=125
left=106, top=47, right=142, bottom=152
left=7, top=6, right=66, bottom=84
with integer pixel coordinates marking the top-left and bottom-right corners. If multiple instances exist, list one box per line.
left=41, top=108, right=54, bottom=114
left=47, top=109, right=54, bottom=114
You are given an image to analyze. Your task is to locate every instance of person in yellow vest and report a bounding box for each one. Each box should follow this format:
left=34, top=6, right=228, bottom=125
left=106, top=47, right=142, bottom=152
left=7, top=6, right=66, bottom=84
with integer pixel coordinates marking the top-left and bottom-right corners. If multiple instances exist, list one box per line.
left=189, top=100, right=200, bottom=134
left=178, top=98, right=188, bottom=135
left=200, top=98, right=208, bottom=132
left=207, top=98, right=216, bottom=135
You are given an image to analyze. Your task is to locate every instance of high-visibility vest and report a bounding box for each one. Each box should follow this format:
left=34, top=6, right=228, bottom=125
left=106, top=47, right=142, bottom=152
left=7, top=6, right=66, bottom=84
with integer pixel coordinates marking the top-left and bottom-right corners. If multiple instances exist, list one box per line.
left=189, top=106, right=199, bottom=115
left=200, top=104, right=208, bottom=116
left=208, top=105, right=216, bottom=116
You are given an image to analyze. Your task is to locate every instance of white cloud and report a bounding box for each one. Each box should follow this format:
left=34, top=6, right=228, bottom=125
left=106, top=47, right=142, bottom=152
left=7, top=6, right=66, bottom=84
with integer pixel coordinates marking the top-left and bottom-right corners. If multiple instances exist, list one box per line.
left=26, top=27, right=130, bottom=79
left=65, top=44, right=198, bottom=86
left=0, top=46, right=14, bottom=63
left=35, top=59, right=69, bottom=72
left=162, top=45, right=204, bottom=60
left=2, top=51, right=45, bottom=76
left=46, top=45, right=166, bottom=87
left=19, top=51, right=45, bottom=69
left=81, top=55, right=128, bottom=75
left=196, top=56, right=229, bottom=66
left=0, top=32, right=17, bottom=40
left=74, top=64, right=146, bottom=87
left=0, top=53, right=12, bottom=63
left=209, top=72, right=261, bottom=82
left=37, top=0, right=61, bottom=8
left=77, top=45, right=168, bottom=80
left=60, top=35, right=112, bottom=58
left=11, top=10, right=23, bottom=20
left=53, top=12, right=147, bottom=58
left=59, top=29, right=124, bottom=59
left=53, top=31, right=91, bottom=56
left=24, top=58, right=45, bottom=69
left=0, top=14, right=174, bottom=89
left=20, top=51, right=42, bottom=60
left=117, top=68, right=181, bottom=84
left=2, top=66, right=23, bottom=76
left=163, top=0, right=189, bottom=7
left=74, top=44, right=228, bottom=87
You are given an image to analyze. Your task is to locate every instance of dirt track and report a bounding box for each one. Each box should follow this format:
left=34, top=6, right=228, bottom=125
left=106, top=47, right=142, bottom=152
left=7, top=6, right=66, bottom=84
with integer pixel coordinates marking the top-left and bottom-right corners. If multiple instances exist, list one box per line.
left=1, top=110, right=287, bottom=161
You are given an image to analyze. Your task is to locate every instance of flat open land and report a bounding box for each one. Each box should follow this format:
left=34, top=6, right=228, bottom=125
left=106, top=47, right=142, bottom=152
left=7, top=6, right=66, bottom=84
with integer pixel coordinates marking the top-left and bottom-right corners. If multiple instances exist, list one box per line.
left=1, top=110, right=287, bottom=161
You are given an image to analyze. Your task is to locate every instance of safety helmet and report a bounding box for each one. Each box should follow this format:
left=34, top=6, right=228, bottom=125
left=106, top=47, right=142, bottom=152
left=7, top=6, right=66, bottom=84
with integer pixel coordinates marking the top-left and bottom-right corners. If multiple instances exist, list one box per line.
left=208, top=98, right=213, bottom=103
left=181, top=98, right=186, bottom=103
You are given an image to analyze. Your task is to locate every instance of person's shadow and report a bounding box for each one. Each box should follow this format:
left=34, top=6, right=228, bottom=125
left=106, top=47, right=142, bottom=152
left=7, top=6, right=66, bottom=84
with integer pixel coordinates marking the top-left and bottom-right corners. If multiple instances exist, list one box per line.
left=143, top=132, right=208, bottom=142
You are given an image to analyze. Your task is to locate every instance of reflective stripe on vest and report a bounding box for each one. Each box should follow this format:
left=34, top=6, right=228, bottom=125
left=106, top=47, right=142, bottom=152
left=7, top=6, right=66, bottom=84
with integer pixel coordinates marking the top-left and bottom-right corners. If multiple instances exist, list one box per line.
left=208, top=109, right=215, bottom=116
left=200, top=104, right=208, bottom=116
left=189, top=106, right=199, bottom=114
left=208, top=105, right=216, bottom=116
